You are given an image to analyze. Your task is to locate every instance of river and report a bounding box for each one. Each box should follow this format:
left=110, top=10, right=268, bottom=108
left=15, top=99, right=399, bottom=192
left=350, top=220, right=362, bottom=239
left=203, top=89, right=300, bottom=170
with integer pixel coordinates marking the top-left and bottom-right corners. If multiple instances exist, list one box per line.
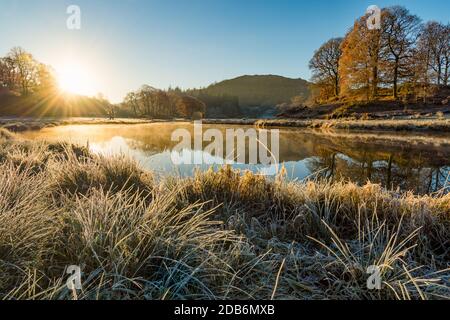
left=19, top=122, right=450, bottom=194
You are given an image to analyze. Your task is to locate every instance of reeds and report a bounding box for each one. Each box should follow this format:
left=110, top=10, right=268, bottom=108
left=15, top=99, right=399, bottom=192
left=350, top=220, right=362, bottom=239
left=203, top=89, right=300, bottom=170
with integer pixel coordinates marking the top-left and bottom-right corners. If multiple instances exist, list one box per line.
left=0, top=133, right=448, bottom=300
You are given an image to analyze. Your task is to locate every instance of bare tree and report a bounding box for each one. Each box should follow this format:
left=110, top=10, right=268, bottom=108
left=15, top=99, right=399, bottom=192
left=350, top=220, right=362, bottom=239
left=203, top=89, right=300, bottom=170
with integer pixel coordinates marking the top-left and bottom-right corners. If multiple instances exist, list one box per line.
left=97, top=93, right=116, bottom=119
left=138, top=85, right=158, bottom=117
left=382, top=6, right=421, bottom=98
left=124, top=91, right=141, bottom=117
left=417, top=22, right=450, bottom=86
left=442, top=24, right=450, bottom=85
left=309, top=38, right=343, bottom=99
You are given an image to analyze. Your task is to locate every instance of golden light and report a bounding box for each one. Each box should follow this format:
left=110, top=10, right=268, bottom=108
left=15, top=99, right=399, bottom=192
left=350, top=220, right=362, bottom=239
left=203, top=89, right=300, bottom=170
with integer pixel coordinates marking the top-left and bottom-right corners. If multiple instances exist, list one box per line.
left=56, top=62, right=97, bottom=96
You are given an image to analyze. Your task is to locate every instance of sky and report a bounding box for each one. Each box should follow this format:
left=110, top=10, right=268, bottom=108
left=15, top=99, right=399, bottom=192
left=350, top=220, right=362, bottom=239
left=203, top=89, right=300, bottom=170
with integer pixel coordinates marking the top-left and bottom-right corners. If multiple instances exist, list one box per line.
left=1, top=0, right=449, bottom=102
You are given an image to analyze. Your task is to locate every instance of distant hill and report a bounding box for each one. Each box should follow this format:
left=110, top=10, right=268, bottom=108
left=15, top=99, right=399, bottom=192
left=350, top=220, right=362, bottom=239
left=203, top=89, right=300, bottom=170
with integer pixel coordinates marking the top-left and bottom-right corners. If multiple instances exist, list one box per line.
left=200, top=75, right=310, bottom=108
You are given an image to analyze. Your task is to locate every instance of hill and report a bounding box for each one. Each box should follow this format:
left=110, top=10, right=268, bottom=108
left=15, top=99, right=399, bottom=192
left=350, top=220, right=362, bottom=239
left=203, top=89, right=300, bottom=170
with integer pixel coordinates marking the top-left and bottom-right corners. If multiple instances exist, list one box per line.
left=201, top=75, right=310, bottom=107
left=186, top=75, right=311, bottom=118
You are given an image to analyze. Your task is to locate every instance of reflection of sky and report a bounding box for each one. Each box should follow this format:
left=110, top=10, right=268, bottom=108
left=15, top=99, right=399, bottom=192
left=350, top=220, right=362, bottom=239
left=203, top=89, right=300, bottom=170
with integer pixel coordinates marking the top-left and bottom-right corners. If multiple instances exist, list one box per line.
left=85, top=135, right=450, bottom=192
left=89, top=136, right=310, bottom=179
left=18, top=124, right=450, bottom=193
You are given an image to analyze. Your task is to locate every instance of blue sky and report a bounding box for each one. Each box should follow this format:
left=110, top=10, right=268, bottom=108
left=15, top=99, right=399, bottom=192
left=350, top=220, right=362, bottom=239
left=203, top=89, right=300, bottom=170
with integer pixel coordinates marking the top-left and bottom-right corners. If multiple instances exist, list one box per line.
left=1, top=0, right=449, bottom=102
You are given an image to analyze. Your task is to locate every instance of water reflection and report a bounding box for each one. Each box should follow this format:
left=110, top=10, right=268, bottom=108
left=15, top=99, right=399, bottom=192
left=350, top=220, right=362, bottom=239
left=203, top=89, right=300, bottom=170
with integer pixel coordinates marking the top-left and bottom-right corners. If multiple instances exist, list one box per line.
left=20, top=123, right=450, bottom=194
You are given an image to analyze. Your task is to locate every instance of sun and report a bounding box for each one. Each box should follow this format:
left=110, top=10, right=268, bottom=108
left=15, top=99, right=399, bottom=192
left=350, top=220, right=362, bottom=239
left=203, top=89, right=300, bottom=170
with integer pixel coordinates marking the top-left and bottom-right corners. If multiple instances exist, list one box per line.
left=56, top=62, right=96, bottom=96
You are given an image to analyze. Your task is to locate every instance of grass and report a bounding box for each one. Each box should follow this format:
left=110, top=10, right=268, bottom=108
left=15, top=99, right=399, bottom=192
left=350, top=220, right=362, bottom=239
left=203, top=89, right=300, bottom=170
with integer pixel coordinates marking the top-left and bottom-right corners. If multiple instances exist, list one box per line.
left=253, top=118, right=450, bottom=132
left=0, top=118, right=165, bottom=133
left=0, top=129, right=448, bottom=300
left=3, top=117, right=450, bottom=134
left=202, top=118, right=450, bottom=132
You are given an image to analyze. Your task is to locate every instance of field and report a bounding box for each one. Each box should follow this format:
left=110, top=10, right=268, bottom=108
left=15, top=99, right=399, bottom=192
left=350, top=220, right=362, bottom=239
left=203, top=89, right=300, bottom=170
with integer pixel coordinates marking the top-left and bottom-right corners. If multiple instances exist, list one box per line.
left=0, top=127, right=449, bottom=300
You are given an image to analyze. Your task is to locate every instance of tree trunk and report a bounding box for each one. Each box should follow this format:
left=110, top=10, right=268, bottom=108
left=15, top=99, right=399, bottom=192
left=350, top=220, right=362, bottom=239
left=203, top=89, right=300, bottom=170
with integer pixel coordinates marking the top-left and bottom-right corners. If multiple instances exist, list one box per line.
left=393, top=58, right=399, bottom=99
left=437, top=62, right=442, bottom=85
left=371, top=66, right=378, bottom=99
left=444, top=57, right=449, bottom=85
left=334, top=77, right=339, bottom=97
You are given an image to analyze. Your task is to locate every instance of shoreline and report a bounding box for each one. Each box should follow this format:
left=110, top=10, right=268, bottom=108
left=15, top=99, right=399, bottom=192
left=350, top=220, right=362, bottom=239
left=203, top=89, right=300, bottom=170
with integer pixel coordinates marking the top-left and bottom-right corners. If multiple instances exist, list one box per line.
left=205, top=118, right=450, bottom=132
left=1, top=117, right=450, bottom=133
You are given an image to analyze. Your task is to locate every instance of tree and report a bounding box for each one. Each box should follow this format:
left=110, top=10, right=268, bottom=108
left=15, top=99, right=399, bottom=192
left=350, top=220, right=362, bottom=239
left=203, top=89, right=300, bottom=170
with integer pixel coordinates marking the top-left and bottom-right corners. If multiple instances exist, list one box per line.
left=444, top=24, right=450, bottom=85
left=445, top=25, right=450, bottom=85
left=309, top=38, right=343, bottom=99
left=175, top=96, right=206, bottom=119
left=0, top=58, right=8, bottom=88
left=340, top=15, right=385, bottom=100
left=382, top=6, right=421, bottom=98
left=416, top=22, right=450, bottom=86
left=0, top=49, right=57, bottom=96
left=36, top=63, right=58, bottom=94
left=153, top=90, right=172, bottom=117
left=6, top=47, right=39, bottom=95
left=97, top=93, right=115, bottom=119
left=124, top=91, right=141, bottom=117
left=138, top=85, right=158, bottom=117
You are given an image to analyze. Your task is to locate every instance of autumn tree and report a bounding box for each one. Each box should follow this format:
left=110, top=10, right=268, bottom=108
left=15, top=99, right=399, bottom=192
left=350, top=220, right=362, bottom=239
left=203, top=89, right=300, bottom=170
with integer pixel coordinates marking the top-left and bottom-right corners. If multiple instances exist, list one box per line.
left=0, top=48, right=60, bottom=98
left=36, top=63, right=58, bottom=94
left=382, top=6, right=421, bottom=98
left=0, top=56, right=18, bottom=90
left=153, top=90, right=172, bottom=117
left=5, top=47, right=39, bottom=95
left=0, top=58, right=9, bottom=88
left=309, top=38, right=343, bottom=99
left=339, top=15, right=385, bottom=100
left=175, top=96, right=206, bottom=119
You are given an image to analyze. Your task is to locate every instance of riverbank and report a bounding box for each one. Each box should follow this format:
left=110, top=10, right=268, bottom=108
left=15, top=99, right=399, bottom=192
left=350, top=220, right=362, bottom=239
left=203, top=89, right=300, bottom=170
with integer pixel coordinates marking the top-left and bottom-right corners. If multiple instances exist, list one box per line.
left=2, top=117, right=450, bottom=133
left=0, top=130, right=448, bottom=300
left=0, top=117, right=160, bottom=132
left=205, top=118, right=450, bottom=132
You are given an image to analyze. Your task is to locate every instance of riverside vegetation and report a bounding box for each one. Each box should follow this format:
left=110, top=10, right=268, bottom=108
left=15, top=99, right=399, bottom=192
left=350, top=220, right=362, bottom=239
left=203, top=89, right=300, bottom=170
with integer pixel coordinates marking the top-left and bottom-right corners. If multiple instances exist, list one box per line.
left=2, top=117, right=450, bottom=134
left=0, top=127, right=449, bottom=300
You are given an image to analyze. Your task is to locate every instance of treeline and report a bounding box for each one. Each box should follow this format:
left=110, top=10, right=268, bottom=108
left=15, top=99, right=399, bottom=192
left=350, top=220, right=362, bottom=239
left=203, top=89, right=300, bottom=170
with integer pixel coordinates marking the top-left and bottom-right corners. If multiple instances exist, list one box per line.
left=121, top=85, right=242, bottom=119
left=121, top=75, right=314, bottom=119
left=121, top=86, right=206, bottom=119
left=309, top=6, right=449, bottom=103
left=0, top=47, right=112, bottom=118
left=0, top=46, right=207, bottom=119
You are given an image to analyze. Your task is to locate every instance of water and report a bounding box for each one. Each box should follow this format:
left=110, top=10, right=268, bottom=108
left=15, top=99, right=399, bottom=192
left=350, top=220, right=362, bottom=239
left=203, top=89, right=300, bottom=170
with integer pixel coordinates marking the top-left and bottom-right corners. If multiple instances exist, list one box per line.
left=19, top=122, right=450, bottom=194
